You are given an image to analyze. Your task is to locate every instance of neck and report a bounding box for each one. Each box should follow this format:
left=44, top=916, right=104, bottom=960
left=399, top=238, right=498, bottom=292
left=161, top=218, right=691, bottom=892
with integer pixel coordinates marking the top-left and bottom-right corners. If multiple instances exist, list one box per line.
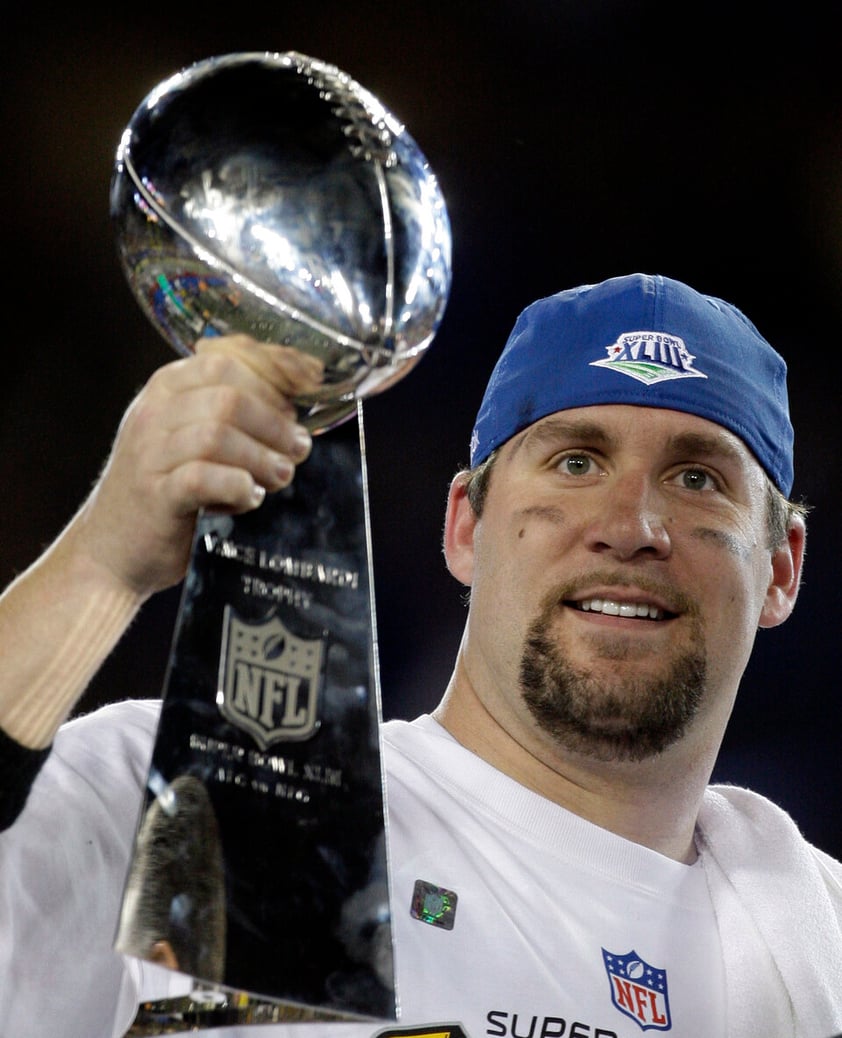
left=433, top=653, right=716, bottom=864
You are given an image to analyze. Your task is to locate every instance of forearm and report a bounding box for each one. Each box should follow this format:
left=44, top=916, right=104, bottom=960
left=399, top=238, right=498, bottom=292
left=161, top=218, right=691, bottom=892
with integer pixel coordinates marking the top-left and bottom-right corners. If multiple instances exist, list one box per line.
left=0, top=337, right=319, bottom=826
left=0, top=507, right=143, bottom=750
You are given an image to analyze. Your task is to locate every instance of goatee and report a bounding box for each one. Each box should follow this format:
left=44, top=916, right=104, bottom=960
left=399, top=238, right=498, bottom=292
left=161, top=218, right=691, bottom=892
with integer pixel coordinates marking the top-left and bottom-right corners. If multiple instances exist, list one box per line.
left=519, top=592, right=706, bottom=762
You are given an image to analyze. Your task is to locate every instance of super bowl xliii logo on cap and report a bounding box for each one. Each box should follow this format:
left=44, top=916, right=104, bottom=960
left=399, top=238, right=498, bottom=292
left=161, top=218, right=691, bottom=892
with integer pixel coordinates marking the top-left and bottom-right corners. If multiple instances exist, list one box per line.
left=590, top=331, right=708, bottom=386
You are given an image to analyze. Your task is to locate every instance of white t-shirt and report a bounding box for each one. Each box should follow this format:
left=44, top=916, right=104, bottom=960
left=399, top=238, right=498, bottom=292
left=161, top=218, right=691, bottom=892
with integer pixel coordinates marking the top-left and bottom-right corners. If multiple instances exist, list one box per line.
left=1, top=700, right=840, bottom=1038
left=384, top=714, right=726, bottom=1038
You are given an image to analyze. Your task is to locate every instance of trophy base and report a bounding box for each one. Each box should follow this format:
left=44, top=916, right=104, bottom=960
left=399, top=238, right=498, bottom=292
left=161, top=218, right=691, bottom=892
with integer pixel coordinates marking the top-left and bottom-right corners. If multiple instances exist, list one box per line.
left=126, top=986, right=353, bottom=1035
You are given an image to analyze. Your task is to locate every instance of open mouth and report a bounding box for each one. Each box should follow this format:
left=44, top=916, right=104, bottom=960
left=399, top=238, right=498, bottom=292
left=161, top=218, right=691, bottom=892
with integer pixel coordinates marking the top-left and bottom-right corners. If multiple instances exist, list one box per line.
left=568, top=598, right=675, bottom=621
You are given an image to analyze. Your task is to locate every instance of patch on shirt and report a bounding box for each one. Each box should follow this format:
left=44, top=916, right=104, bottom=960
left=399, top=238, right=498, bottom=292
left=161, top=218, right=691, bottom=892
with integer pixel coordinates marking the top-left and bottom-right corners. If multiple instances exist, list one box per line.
left=373, top=1021, right=467, bottom=1038
left=602, top=948, right=672, bottom=1031
left=410, top=880, right=458, bottom=930
left=373, top=1026, right=470, bottom=1038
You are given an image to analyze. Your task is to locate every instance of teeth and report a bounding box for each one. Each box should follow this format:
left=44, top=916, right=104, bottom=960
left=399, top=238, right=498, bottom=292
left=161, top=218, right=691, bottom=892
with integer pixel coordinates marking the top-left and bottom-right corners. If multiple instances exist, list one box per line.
left=578, top=598, right=663, bottom=620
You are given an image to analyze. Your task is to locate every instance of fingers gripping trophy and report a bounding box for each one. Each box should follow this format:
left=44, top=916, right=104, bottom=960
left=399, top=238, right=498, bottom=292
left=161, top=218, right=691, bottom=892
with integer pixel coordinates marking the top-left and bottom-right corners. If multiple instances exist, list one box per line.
left=111, top=52, right=451, bottom=1024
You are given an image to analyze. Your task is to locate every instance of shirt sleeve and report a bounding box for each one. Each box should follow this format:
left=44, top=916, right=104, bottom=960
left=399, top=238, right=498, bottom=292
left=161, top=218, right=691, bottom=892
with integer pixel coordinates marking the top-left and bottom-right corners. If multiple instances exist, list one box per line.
left=0, top=699, right=161, bottom=1038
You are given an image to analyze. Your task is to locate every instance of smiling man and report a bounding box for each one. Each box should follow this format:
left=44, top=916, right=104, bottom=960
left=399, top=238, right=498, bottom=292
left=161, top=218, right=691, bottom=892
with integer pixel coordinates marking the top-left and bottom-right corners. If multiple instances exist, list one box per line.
left=0, top=274, right=839, bottom=1038
left=435, top=275, right=804, bottom=865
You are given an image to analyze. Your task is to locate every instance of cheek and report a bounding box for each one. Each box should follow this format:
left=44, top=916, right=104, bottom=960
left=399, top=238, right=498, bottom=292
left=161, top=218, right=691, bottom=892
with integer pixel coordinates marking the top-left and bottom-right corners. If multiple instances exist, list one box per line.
left=696, top=557, right=771, bottom=673
left=470, top=520, right=544, bottom=628
left=477, top=513, right=563, bottom=593
left=470, top=526, right=518, bottom=612
left=476, top=536, right=573, bottom=674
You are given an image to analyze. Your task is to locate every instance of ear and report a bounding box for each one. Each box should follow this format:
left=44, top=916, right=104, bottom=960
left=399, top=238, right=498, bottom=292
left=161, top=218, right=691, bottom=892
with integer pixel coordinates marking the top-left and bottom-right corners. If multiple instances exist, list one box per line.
left=443, top=472, right=479, bottom=586
left=148, top=939, right=180, bottom=971
left=758, top=515, right=806, bottom=629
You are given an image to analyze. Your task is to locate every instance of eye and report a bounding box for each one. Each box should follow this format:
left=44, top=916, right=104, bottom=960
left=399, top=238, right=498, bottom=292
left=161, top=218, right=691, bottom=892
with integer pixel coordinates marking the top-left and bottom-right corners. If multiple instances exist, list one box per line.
left=674, top=468, right=720, bottom=492
left=557, top=452, right=600, bottom=477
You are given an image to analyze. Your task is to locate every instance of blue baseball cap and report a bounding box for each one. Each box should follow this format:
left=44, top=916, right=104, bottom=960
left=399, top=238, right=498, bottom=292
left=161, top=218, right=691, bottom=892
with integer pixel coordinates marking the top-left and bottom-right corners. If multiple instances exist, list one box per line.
left=470, top=273, right=794, bottom=496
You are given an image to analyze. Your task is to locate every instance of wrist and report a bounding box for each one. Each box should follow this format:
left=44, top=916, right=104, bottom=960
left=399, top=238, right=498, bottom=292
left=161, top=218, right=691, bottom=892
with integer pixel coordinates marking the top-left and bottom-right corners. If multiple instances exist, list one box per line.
left=2, top=571, right=140, bottom=747
left=72, top=484, right=192, bottom=600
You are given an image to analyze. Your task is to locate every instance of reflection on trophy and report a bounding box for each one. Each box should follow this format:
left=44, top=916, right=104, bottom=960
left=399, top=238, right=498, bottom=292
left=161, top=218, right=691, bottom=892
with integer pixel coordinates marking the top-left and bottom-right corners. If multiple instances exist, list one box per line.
left=112, top=52, right=451, bottom=1022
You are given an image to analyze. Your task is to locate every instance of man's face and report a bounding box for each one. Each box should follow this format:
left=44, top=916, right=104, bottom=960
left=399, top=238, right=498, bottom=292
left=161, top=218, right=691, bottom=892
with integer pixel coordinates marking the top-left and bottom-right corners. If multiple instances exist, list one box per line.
left=451, top=404, right=796, bottom=765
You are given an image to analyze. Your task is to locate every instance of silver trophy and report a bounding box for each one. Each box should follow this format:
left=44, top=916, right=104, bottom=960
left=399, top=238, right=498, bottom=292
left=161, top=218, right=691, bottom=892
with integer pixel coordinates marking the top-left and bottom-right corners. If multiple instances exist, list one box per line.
left=111, top=50, right=450, bottom=430
left=112, top=52, right=451, bottom=1023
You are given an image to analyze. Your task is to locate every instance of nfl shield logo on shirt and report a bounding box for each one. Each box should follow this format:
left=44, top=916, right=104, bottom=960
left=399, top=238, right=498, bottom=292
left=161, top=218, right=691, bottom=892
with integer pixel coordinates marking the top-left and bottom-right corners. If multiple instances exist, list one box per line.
left=602, top=948, right=672, bottom=1031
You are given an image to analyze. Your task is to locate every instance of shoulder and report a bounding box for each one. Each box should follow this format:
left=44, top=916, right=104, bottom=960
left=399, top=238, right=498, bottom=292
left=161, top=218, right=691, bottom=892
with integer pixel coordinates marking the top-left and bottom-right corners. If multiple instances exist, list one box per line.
left=700, top=783, right=842, bottom=889
left=2, top=698, right=162, bottom=884
left=59, top=696, right=162, bottom=739
left=0, top=699, right=164, bottom=1035
left=381, top=714, right=467, bottom=792
left=43, top=698, right=161, bottom=813
left=701, top=783, right=829, bottom=843
left=56, top=696, right=161, bottom=763
left=382, top=713, right=447, bottom=753
left=380, top=714, right=481, bottom=828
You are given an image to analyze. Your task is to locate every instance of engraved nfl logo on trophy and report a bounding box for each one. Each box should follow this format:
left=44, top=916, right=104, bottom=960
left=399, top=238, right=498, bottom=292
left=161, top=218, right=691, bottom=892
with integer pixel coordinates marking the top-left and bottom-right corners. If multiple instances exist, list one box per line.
left=112, top=52, right=451, bottom=1021
left=218, top=608, right=324, bottom=748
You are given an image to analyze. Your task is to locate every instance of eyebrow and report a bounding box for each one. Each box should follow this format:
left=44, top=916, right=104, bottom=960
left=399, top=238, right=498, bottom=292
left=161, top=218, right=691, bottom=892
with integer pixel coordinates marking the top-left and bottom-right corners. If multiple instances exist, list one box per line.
left=509, top=415, right=749, bottom=465
left=663, top=430, right=747, bottom=464
left=510, top=417, right=616, bottom=458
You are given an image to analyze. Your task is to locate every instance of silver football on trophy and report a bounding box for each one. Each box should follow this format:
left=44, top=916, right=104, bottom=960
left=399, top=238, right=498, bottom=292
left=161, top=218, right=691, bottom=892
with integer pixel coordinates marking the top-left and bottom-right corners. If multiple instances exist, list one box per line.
left=111, top=51, right=452, bottom=432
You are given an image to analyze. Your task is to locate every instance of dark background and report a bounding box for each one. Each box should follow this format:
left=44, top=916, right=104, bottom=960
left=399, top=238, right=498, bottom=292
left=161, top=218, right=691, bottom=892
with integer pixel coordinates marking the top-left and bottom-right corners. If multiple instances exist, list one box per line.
left=2, top=3, right=839, bottom=859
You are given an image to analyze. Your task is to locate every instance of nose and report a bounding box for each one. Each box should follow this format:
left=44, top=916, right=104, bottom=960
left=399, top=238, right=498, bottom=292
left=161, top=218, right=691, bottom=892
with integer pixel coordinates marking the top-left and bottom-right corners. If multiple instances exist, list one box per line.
left=582, top=472, right=672, bottom=562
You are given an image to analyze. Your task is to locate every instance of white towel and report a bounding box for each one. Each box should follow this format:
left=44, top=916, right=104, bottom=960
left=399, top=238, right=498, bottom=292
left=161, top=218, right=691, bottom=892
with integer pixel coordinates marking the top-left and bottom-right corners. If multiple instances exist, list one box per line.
left=698, top=785, right=842, bottom=1037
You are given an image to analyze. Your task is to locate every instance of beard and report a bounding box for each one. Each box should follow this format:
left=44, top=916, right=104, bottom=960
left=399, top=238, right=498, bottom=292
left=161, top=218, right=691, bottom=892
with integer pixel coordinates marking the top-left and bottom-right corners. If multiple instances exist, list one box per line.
left=519, top=590, right=706, bottom=763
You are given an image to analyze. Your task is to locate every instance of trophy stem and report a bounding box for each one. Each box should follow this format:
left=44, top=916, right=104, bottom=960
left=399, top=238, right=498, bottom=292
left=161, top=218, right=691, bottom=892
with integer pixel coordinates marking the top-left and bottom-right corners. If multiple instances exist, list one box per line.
left=117, top=404, right=396, bottom=1021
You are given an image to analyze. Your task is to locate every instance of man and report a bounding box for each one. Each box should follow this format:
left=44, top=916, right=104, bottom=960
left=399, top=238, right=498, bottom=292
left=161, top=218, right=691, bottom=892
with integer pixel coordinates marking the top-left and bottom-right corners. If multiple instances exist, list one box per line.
left=1, top=273, right=840, bottom=1037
